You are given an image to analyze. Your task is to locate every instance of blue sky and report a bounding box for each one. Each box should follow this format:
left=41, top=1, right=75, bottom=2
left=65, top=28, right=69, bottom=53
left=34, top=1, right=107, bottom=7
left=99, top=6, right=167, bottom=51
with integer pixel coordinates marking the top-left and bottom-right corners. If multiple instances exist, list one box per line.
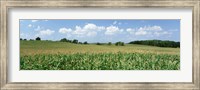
left=20, top=19, right=180, bottom=43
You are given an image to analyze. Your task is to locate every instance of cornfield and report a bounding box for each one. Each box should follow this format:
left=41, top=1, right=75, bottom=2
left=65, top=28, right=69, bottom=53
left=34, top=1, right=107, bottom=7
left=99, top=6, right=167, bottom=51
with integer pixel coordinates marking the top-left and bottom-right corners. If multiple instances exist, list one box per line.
left=20, top=52, right=180, bottom=70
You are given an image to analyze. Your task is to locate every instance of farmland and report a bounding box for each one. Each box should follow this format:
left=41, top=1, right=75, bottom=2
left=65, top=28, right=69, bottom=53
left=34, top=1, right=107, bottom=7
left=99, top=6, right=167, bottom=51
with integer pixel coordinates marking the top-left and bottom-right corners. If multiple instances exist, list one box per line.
left=20, top=40, right=180, bottom=70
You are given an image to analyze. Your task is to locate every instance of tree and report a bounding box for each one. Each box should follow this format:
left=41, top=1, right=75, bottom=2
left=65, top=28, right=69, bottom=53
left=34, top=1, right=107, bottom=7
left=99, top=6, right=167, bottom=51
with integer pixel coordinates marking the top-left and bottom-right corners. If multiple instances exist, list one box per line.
left=60, top=38, right=72, bottom=43
left=83, top=41, right=88, bottom=44
left=72, top=39, right=78, bottom=44
left=36, top=37, right=41, bottom=41
left=115, top=41, right=125, bottom=46
left=30, top=39, right=34, bottom=41
left=20, top=38, right=23, bottom=40
left=60, top=38, right=67, bottom=42
left=108, top=42, right=112, bottom=45
left=24, top=39, right=27, bottom=41
left=96, top=42, right=101, bottom=45
left=78, top=42, right=83, bottom=44
left=68, top=40, right=72, bottom=43
left=121, top=42, right=124, bottom=46
left=115, top=42, right=119, bottom=46
left=128, top=40, right=180, bottom=48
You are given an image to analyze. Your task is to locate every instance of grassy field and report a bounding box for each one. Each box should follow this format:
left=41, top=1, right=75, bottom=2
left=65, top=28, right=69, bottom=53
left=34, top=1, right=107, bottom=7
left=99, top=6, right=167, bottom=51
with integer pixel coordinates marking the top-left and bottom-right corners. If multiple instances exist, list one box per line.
left=20, top=41, right=180, bottom=70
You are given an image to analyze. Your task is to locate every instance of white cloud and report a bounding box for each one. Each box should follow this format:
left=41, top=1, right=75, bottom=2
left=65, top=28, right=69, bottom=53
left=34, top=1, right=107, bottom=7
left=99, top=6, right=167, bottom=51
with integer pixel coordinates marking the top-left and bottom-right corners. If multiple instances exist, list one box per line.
left=84, top=23, right=97, bottom=30
left=68, top=24, right=123, bottom=36
left=31, top=20, right=38, bottom=22
left=169, top=29, right=179, bottom=32
left=72, top=26, right=86, bottom=36
left=154, top=31, right=171, bottom=36
left=126, top=28, right=135, bottom=35
left=113, top=21, right=117, bottom=25
left=36, top=29, right=55, bottom=36
left=83, top=23, right=105, bottom=31
left=87, top=31, right=97, bottom=37
left=126, top=28, right=132, bottom=32
left=20, top=33, right=29, bottom=38
left=28, top=24, right=32, bottom=27
left=113, top=21, right=122, bottom=25
left=127, top=25, right=171, bottom=37
left=138, top=25, right=162, bottom=31
left=34, top=26, right=42, bottom=31
left=72, top=23, right=105, bottom=37
left=20, top=33, right=25, bottom=37
left=59, top=28, right=72, bottom=34
left=105, top=25, right=123, bottom=35
left=57, top=24, right=172, bottom=38
left=135, top=30, right=147, bottom=35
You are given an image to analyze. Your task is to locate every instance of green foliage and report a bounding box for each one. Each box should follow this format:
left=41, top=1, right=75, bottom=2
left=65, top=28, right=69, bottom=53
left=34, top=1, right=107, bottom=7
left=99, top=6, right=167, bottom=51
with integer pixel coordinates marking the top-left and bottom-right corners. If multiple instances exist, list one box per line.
left=20, top=40, right=180, bottom=56
left=108, top=42, right=112, bottom=45
left=78, top=42, right=83, bottom=44
left=30, top=39, right=34, bottom=41
left=20, top=41, right=180, bottom=70
left=60, top=38, right=72, bottom=43
left=72, top=39, right=78, bottom=44
left=96, top=42, right=102, bottom=45
left=20, top=52, right=180, bottom=70
left=83, top=41, right=88, bottom=44
left=115, top=41, right=125, bottom=46
left=129, top=40, right=180, bottom=48
left=60, top=38, right=67, bottom=42
left=60, top=38, right=88, bottom=45
left=36, top=37, right=41, bottom=41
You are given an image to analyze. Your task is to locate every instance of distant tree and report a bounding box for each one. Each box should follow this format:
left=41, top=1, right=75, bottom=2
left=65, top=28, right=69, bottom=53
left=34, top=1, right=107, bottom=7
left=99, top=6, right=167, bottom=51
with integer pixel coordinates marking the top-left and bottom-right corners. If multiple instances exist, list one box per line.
left=96, top=42, right=101, bottom=45
left=36, top=37, right=41, bottom=41
left=24, top=39, right=27, bottom=41
left=72, top=39, right=78, bottom=44
left=60, top=38, right=67, bottom=42
left=108, top=42, right=112, bottom=45
left=121, top=42, right=124, bottom=46
left=115, top=41, right=125, bottom=46
left=60, top=38, right=77, bottom=43
left=115, top=42, right=120, bottom=46
left=128, top=40, right=180, bottom=48
left=30, top=39, right=34, bottom=41
left=78, top=42, right=83, bottom=44
left=20, top=38, right=23, bottom=40
left=83, top=41, right=88, bottom=44
left=47, top=40, right=52, bottom=41
left=68, top=40, right=72, bottom=43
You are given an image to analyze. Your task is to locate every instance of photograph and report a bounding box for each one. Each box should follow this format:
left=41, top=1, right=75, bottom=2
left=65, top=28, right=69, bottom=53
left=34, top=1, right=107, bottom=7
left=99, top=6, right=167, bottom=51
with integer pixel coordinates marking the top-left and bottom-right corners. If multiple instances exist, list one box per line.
left=2, top=0, right=199, bottom=89
left=20, top=19, right=180, bottom=70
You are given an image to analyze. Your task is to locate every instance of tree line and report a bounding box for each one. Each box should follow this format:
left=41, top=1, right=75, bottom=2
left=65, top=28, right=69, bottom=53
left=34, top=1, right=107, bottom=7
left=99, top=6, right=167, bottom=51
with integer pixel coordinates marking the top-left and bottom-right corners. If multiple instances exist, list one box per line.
left=60, top=38, right=125, bottom=46
left=20, top=37, right=125, bottom=46
left=129, top=40, right=180, bottom=48
left=20, top=37, right=180, bottom=47
left=20, top=37, right=41, bottom=41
